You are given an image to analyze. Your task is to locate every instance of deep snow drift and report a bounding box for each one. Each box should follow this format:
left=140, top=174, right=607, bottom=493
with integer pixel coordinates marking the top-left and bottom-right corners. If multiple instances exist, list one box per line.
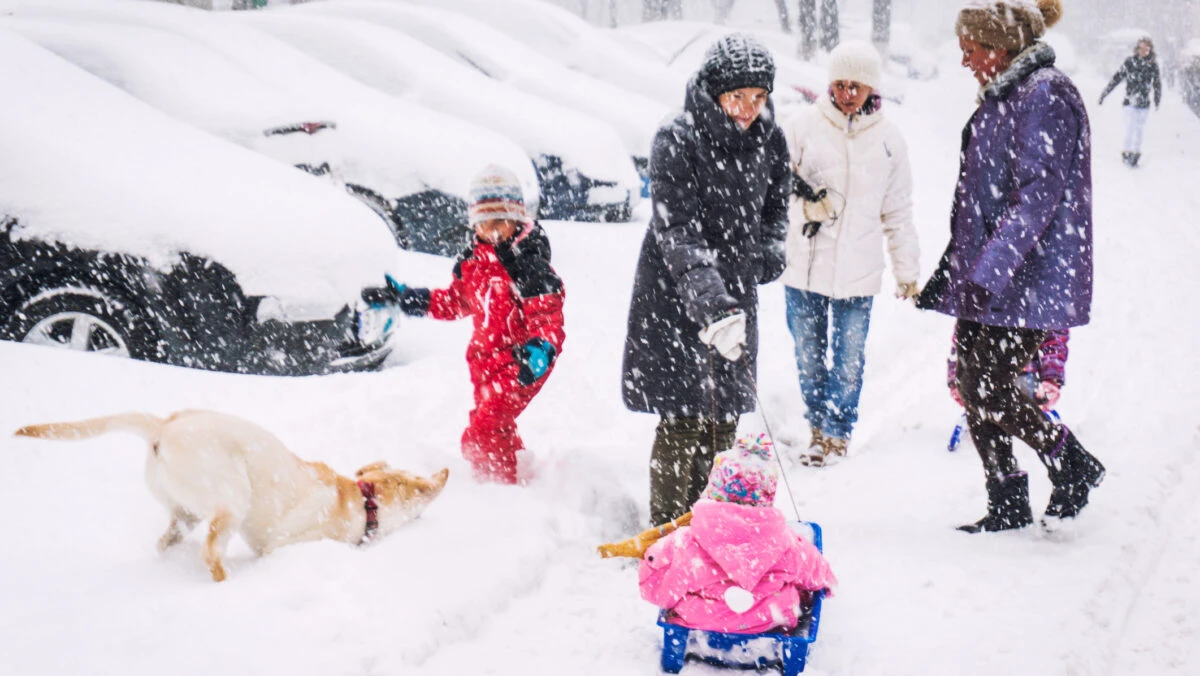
left=3, top=44, right=1200, bottom=676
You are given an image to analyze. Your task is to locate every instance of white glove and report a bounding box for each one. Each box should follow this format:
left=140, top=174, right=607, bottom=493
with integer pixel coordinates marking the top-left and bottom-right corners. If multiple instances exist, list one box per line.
left=698, top=312, right=747, bottom=361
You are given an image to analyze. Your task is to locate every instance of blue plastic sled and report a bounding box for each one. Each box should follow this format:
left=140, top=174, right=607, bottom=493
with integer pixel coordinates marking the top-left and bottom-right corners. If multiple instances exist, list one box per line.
left=656, top=521, right=826, bottom=676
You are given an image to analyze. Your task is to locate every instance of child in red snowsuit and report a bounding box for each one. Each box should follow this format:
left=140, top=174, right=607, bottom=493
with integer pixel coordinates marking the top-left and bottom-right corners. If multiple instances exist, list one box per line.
left=365, top=165, right=565, bottom=484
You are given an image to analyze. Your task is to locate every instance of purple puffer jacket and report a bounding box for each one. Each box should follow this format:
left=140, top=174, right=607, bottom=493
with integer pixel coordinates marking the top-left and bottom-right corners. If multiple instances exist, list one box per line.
left=918, top=43, right=1093, bottom=330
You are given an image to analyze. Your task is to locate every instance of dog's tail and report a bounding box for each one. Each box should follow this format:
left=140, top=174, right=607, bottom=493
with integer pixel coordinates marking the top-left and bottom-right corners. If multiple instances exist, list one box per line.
left=14, top=413, right=166, bottom=445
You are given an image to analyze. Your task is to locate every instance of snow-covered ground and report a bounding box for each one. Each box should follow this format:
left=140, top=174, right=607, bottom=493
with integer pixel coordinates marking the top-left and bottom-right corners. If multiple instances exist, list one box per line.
left=3, top=47, right=1199, bottom=676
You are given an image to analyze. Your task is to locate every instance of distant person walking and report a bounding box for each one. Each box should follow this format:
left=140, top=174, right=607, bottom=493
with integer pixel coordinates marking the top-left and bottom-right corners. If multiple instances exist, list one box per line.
left=917, top=0, right=1105, bottom=533
left=1099, top=36, right=1162, bottom=167
left=622, top=34, right=791, bottom=527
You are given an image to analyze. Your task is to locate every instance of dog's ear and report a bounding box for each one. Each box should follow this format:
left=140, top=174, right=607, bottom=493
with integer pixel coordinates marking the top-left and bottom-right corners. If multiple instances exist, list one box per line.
left=355, top=461, right=390, bottom=478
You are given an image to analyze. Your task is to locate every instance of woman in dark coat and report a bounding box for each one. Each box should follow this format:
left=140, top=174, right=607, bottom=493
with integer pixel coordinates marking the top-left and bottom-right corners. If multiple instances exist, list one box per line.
left=622, top=34, right=791, bottom=526
left=1099, top=36, right=1162, bottom=167
left=918, top=0, right=1104, bottom=533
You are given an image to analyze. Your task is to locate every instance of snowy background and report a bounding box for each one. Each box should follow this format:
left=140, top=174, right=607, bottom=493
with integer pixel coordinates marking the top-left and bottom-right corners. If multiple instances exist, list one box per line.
left=3, top=2, right=1200, bottom=675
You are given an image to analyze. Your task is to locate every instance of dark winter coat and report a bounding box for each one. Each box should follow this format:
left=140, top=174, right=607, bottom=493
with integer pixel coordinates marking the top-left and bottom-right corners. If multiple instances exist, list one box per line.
left=427, top=224, right=565, bottom=379
left=622, top=77, right=791, bottom=417
left=1100, top=54, right=1162, bottom=109
left=917, top=43, right=1093, bottom=331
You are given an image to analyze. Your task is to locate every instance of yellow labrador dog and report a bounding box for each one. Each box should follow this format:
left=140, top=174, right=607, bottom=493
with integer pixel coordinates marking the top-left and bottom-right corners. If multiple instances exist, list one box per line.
left=15, top=410, right=449, bottom=582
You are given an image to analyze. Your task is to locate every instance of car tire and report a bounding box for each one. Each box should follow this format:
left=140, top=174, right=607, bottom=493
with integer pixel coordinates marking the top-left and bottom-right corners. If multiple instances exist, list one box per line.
left=3, top=282, right=162, bottom=361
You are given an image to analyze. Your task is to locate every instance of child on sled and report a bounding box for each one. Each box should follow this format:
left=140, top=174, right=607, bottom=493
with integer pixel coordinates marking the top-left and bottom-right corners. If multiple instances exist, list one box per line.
left=363, top=165, right=565, bottom=485
left=639, top=436, right=837, bottom=634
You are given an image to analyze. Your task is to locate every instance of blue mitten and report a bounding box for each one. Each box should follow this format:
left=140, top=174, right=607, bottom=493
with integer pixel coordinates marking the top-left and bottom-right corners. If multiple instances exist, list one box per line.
left=513, top=337, right=556, bottom=386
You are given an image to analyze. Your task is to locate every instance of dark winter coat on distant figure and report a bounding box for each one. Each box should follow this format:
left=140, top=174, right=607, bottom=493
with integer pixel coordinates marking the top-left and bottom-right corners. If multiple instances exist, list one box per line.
left=918, top=42, right=1092, bottom=331
left=622, top=77, right=791, bottom=417
left=1100, top=53, right=1162, bottom=109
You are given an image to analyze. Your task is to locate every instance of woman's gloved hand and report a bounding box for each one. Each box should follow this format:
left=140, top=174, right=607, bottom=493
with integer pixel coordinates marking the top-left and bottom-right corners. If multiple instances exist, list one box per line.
left=802, top=193, right=838, bottom=224
left=895, top=280, right=920, bottom=300
left=698, top=311, right=747, bottom=362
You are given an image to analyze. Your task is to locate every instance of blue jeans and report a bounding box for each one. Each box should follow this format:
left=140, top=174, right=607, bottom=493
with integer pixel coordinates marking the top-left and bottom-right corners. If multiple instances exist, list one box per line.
left=784, top=287, right=873, bottom=440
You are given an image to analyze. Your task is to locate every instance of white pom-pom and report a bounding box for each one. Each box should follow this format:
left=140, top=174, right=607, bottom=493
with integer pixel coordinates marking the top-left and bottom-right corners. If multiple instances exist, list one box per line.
left=723, top=586, right=755, bottom=614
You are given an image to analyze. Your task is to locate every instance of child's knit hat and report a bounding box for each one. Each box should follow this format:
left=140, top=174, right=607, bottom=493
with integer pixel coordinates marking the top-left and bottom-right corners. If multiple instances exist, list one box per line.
left=703, top=434, right=779, bottom=506
left=468, top=164, right=529, bottom=228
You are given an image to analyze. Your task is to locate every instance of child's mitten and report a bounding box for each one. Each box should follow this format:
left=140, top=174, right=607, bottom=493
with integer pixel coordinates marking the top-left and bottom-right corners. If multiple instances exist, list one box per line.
left=361, top=274, right=431, bottom=317
left=514, top=337, right=556, bottom=386
left=1035, top=381, right=1061, bottom=409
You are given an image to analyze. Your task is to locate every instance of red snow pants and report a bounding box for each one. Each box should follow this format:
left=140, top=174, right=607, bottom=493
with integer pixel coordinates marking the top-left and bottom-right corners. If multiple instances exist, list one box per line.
left=461, top=364, right=550, bottom=484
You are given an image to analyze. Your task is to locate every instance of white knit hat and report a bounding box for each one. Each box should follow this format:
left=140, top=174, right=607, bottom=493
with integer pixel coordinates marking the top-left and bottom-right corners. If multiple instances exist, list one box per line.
left=827, top=40, right=882, bottom=90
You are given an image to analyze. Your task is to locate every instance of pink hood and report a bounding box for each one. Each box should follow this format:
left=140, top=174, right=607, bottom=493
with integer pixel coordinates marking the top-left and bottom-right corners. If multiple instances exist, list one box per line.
left=639, top=500, right=837, bottom=634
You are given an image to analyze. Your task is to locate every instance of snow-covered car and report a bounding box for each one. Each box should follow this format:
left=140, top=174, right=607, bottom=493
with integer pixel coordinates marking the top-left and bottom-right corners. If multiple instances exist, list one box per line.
left=293, top=0, right=662, bottom=189
left=0, top=28, right=402, bottom=375
left=0, top=0, right=539, bottom=258
left=239, top=10, right=638, bottom=222
left=397, top=0, right=688, bottom=108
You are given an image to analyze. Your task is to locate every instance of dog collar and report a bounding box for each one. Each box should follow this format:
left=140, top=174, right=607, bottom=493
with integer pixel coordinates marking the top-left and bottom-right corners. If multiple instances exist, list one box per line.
left=356, top=480, right=379, bottom=545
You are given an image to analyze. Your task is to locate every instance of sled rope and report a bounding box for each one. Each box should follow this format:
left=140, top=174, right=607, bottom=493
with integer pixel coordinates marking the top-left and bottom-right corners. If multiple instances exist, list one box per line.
left=721, top=353, right=800, bottom=523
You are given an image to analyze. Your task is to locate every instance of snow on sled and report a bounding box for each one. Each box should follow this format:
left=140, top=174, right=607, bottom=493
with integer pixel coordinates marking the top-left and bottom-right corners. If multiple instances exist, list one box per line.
left=656, top=521, right=825, bottom=676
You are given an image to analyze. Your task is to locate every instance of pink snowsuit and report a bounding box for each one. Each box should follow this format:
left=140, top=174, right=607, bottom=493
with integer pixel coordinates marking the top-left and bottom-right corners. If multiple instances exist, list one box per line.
left=638, top=499, right=837, bottom=634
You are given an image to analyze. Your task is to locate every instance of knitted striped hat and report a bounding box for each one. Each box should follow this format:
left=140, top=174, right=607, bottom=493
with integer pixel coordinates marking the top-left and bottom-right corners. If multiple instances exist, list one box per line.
left=468, top=164, right=529, bottom=228
left=703, top=434, right=778, bottom=507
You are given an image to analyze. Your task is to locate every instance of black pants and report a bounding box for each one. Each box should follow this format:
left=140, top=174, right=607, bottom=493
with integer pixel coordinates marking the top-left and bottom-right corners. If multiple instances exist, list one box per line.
left=956, top=320, right=1063, bottom=479
left=649, top=415, right=737, bottom=525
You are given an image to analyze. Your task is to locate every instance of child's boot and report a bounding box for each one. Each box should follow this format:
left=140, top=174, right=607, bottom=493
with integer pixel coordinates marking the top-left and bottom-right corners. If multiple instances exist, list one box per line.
left=1042, top=429, right=1105, bottom=521
left=957, top=472, right=1034, bottom=533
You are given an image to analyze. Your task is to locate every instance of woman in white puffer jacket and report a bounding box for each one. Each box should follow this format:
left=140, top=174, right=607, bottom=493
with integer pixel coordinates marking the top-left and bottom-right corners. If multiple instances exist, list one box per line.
left=782, top=40, right=919, bottom=466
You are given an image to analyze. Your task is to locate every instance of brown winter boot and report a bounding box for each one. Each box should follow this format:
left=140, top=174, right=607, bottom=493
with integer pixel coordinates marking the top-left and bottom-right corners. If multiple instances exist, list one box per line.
left=798, top=433, right=848, bottom=467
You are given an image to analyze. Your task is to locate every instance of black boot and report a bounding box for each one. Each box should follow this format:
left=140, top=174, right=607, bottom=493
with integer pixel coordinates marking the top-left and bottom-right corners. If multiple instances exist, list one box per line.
left=1044, top=430, right=1105, bottom=521
left=1131, top=152, right=1141, bottom=167
left=1122, top=151, right=1131, bottom=165
left=958, top=472, right=1034, bottom=533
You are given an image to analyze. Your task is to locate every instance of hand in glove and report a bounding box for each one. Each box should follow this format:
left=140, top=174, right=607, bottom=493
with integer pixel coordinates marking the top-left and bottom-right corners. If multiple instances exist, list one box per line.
left=759, top=242, right=787, bottom=284
left=895, top=280, right=920, bottom=300
left=513, top=337, right=557, bottom=386
left=361, top=274, right=430, bottom=317
left=698, top=311, right=747, bottom=362
left=802, top=193, right=838, bottom=224
left=1034, top=381, right=1061, bottom=410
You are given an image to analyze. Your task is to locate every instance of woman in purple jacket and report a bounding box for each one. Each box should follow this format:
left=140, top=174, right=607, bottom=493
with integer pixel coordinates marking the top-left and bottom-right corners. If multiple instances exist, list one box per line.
left=917, top=0, right=1104, bottom=533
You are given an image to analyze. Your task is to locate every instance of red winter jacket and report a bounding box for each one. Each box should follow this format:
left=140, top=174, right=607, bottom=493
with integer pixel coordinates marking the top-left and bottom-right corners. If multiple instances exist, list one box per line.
left=427, top=224, right=565, bottom=377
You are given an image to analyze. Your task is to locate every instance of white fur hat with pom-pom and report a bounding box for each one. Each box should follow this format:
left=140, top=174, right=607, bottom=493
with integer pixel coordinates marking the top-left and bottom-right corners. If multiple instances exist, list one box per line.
left=956, top=0, right=1063, bottom=53
left=827, top=40, right=883, bottom=90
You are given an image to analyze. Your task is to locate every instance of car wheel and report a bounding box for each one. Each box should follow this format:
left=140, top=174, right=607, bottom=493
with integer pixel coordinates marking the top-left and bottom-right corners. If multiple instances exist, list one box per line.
left=4, top=283, right=161, bottom=361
